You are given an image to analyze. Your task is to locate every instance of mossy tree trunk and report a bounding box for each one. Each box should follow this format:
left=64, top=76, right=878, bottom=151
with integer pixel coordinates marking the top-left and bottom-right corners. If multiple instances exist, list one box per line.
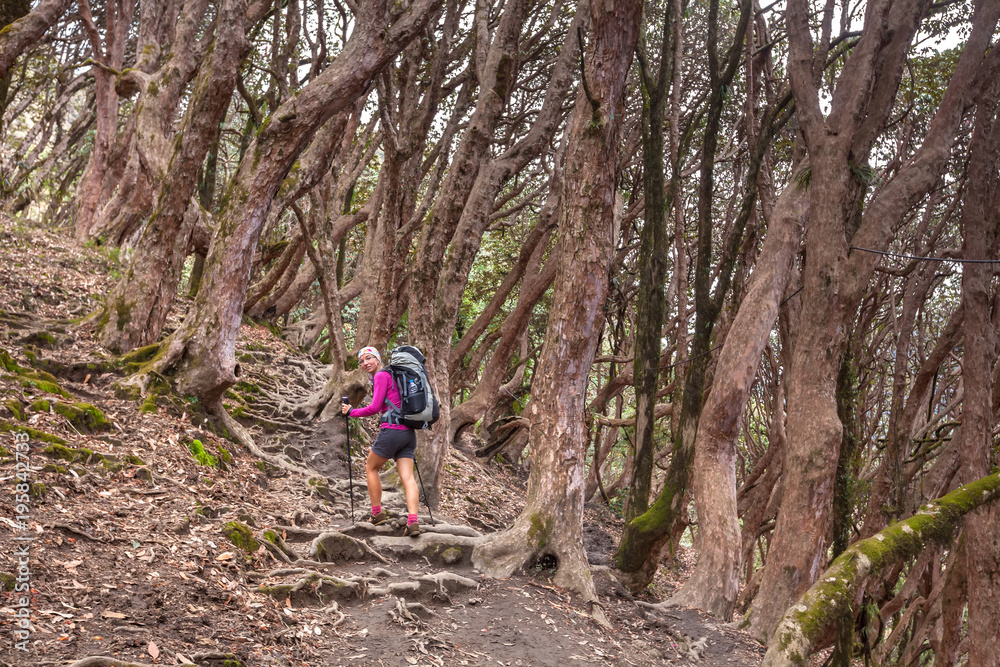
left=471, top=0, right=641, bottom=603
left=622, top=0, right=677, bottom=527
left=129, top=0, right=442, bottom=406
left=761, top=471, right=1000, bottom=666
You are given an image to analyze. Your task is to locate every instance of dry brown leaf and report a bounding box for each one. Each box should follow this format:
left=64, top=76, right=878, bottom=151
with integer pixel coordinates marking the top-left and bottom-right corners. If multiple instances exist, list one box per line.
left=148, top=641, right=160, bottom=659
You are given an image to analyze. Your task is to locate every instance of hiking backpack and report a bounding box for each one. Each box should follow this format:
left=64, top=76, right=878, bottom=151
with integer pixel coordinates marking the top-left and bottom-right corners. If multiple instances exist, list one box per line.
left=381, top=345, right=440, bottom=430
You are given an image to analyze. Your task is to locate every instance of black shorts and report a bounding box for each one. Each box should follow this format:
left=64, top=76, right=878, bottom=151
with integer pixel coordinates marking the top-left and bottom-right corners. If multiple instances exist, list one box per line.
left=371, top=427, right=416, bottom=460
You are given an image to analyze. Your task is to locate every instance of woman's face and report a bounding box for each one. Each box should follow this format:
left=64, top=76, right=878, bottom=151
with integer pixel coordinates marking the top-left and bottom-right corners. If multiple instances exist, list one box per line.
left=359, top=353, right=380, bottom=374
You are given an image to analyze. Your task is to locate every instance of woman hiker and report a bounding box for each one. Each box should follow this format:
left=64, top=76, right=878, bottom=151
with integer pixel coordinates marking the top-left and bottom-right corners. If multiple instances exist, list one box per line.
left=341, top=346, right=421, bottom=536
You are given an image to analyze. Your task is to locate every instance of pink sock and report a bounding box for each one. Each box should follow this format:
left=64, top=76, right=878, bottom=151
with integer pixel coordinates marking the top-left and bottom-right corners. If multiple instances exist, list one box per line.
left=408, top=514, right=418, bottom=525
left=372, top=505, right=382, bottom=516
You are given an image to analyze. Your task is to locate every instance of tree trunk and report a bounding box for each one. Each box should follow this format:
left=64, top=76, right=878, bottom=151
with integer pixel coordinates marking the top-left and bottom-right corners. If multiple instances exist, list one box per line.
left=471, top=0, right=641, bottom=605
left=0, top=0, right=67, bottom=115
left=408, top=0, right=582, bottom=507
left=623, top=0, right=676, bottom=525
left=745, top=0, right=997, bottom=640
left=96, top=0, right=248, bottom=353
left=957, top=84, right=1000, bottom=667
left=73, top=0, right=135, bottom=240
left=0, top=0, right=67, bottom=76
left=669, top=178, right=806, bottom=619
left=131, top=0, right=442, bottom=406
left=614, top=0, right=753, bottom=593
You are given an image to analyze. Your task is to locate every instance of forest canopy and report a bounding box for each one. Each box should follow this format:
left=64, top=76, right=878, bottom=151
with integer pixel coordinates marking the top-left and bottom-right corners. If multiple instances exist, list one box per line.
left=1, top=0, right=999, bottom=663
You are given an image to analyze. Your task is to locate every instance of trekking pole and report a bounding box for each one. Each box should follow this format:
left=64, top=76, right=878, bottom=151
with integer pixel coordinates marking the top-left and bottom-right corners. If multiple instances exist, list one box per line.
left=413, top=458, right=436, bottom=525
left=342, top=397, right=355, bottom=523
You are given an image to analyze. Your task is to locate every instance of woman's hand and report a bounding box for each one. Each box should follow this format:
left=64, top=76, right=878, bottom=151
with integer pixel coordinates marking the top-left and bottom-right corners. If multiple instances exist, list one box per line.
left=340, top=402, right=351, bottom=416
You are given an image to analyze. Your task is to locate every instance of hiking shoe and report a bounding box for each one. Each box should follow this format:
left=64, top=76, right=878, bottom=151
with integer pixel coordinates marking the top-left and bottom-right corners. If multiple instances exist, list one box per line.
left=370, top=510, right=389, bottom=526
left=404, top=521, right=420, bottom=538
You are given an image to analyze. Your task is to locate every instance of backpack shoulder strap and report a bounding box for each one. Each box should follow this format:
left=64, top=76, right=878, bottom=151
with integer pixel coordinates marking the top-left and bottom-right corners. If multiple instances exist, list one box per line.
left=376, top=368, right=401, bottom=410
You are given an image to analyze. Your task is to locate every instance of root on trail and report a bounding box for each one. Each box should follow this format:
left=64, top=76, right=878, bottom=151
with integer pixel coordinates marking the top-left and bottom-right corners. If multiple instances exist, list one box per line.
left=213, top=405, right=318, bottom=478
left=259, top=568, right=367, bottom=604
left=310, top=530, right=390, bottom=563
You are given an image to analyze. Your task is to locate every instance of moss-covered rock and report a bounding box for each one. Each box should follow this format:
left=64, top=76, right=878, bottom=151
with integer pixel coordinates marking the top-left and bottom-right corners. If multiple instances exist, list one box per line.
left=21, top=330, right=58, bottom=348
left=17, top=376, right=74, bottom=399
left=43, top=443, right=104, bottom=463
left=0, top=571, right=15, bottom=592
left=3, top=399, right=25, bottom=421
left=222, top=521, right=259, bottom=553
left=0, top=420, right=67, bottom=445
left=31, top=399, right=110, bottom=432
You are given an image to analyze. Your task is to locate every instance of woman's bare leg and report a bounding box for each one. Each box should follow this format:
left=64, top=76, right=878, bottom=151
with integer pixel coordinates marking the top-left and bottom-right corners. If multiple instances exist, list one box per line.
left=395, top=457, right=420, bottom=516
left=366, top=449, right=389, bottom=509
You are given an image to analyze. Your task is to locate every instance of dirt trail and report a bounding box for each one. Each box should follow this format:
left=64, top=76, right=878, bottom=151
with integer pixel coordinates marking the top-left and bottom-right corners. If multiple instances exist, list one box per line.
left=0, top=217, right=765, bottom=666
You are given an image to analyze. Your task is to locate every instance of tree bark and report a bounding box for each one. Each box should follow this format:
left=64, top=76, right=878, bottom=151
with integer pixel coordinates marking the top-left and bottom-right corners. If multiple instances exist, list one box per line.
left=408, top=0, right=582, bottom=507
left=761, top=471, right=1000, bottom=666
left=132, top=0, right=442, bottom=406
left=472, top=0, right=641, bottom=604
left=623, top=0, right=677, bottom=526
left=957, top=81, right=1000, bottom=667
left=614, top=0, right=754, bottom=593
left=745, top=0, right=998, bottom=641
left=73, top=0, right=135, bottom=240
left=669, top=178, right=807, bottom=619
left=96, top=0, right=248, bottom=353
left=0, top=0, right=68, bottom=79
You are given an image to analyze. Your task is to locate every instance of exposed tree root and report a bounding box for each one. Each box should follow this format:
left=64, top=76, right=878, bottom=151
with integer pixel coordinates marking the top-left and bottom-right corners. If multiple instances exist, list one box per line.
left=472, top=515, right=611, bottom=629
left=259, top=568, right=367, bottom=604
left=66, top=659, right=158, bottom=667
left=309, top=530, right=390, bottom=563
left=212, top=405, right=317, bottom=478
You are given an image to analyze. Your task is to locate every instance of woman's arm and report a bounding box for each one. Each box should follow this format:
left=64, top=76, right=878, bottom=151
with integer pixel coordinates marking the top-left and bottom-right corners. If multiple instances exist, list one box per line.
left=347, top=371, right=393, bottom=418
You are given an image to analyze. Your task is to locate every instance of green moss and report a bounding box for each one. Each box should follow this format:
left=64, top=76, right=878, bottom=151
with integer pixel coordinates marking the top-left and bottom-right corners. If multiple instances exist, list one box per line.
left=263, top=529, right=281, bottom=545
left=139, top=393, right=159, bottom=413
left=3, top=399, right=25, bottom=421
left=218, top=446, right=233, bottom=464
left=527, top=513, right=553, bottom=550
left=255, top=461, right=266, bottom=471
left=0, top=421, right=67, bottom=445
left=43, top=443, right=104, bottom=463
left=187, top=439, right=218, bottom=467
left=0, top=572, right=15, bottom=592
left=41, top=463, right=68, bottom=474
left=0, top=349, right=20, bottom=372
left=26, top=331, right=57, bottom=347
left=32, top=399, right=110, bottom=432
left=30, top=482, right=46, bottom=499
left=120, top=342, right=161, bottom=370
left=0, top=445, right=10, bottom=458
left=221, top=521, right=259, bottom=553
left=18, top=376, right=74, bottom=400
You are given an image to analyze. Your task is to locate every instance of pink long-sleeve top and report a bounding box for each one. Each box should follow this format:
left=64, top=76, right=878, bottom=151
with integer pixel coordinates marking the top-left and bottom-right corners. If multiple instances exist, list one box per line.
left=348, top=370, right=408, bottom=430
